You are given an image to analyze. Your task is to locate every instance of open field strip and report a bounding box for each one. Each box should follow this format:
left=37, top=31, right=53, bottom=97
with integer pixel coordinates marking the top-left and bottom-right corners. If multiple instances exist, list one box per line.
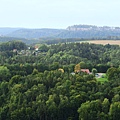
left=85, top=40, right=120, bottom=45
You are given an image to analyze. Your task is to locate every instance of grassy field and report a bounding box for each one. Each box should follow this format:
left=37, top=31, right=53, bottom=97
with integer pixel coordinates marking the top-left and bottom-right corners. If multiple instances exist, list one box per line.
left=86, top=40, right=120, bottom=45
left=96, top=74, right=108, bottom=83
left=97, top=77, right=108, bottom=83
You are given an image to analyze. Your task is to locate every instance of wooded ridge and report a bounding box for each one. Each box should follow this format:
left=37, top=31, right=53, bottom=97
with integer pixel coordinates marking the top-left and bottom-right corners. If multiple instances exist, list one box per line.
left=1, top=24, right=120, bottom=39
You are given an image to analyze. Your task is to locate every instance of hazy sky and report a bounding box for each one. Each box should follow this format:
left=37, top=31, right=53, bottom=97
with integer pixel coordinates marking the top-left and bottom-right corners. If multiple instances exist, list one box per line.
left=0, top=0, right=120, bottom=28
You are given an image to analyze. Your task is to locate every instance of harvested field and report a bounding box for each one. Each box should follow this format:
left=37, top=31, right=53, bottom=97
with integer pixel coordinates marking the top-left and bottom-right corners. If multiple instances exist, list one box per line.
left=86, top=40, right=120, bottom=45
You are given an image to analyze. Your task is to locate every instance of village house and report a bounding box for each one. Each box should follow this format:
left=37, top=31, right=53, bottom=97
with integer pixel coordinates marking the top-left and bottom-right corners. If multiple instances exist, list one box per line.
left=81, top=69, right=90, bottom=74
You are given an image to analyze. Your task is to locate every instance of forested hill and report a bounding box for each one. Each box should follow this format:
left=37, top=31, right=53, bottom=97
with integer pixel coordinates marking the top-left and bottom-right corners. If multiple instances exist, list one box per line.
left=1, top=24, right=120, bottom=39
left=0, top=41, right=120, bottom=119
left=0, top=28, right=20, bottom=35
left=0, top=36, right=27, bottom=43
left=58, top=24, right=120, bottom=38
left=67, top=24, right=120, bottom=31
left=7, top=28, right=65, bottom=39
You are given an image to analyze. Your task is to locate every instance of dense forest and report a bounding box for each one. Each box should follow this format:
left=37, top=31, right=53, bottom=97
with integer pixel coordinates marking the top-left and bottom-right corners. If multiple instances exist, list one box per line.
left=0, top=41, right=120, bottom=120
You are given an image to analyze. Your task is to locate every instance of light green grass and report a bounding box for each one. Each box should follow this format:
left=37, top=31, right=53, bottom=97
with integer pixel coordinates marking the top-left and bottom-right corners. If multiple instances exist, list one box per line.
left=96, top=74, right=108, bottom=83
left=97, top=77, right=108, bottom=83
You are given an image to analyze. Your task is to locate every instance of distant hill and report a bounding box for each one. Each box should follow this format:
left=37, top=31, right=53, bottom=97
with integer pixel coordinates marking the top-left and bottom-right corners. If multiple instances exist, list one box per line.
left=0, top=36, right=26, bottom=43
left=56, top=29, right=120, bottom=38
left=0, top=28, right=20, bottom=35
left=7, top=29, right=65, bottom=39
left=1, top=24, right=120, bottom=39
left=0, top=36, right=46, bottom=45
left=66, top=24, right=120, bottom=31
left=58, top=24, right=120, bottom=38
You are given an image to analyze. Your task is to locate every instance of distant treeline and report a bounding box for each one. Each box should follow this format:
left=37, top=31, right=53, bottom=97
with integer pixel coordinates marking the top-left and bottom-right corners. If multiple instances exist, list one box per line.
left=40, top=36, right=120, bottom=45
left=1, top=36, right=120, bottom=45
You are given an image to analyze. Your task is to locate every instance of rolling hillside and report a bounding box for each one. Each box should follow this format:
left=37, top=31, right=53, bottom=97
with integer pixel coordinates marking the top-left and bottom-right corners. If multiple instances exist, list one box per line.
left=0, top=28, right=20, bottom=35
left=7, top=28, right=65, bottom=38
left=0, top=24, right=120, bottom=39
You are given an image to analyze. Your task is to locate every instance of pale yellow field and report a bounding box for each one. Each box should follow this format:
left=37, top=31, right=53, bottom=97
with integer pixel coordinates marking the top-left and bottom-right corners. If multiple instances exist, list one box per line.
left=86, top=40, right=120, bottom=45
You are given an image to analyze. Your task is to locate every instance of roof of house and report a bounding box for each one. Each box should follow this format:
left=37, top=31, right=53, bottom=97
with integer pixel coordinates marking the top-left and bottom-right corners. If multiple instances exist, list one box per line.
left=81, top=69, right=90, bottom=74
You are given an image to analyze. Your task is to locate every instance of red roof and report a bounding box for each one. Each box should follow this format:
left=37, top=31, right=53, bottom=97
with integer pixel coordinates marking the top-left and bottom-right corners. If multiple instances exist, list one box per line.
left=81, top=69, right=90, bottom=74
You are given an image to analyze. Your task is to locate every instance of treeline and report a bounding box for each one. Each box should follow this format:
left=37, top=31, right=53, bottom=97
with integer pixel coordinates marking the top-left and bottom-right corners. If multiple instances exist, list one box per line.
left=1, top=36, right=120, bottom=45
left=0, top=41, right=27, bottom=51
left=0, top=41, right=120, bottom=71
left=0, top=36, right=27, bottom=43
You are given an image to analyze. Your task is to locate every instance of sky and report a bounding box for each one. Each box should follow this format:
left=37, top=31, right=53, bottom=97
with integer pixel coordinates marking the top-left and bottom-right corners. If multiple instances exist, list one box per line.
left=0, top=0, right=120, bottom=29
